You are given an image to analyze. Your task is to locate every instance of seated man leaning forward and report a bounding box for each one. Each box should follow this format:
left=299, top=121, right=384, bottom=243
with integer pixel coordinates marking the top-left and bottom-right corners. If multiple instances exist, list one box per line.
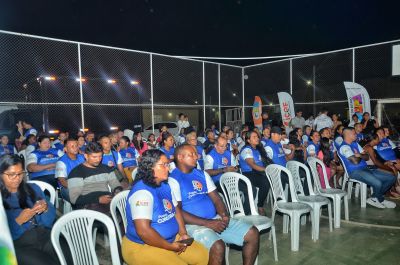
left=168, top=144, right=260, bottom=265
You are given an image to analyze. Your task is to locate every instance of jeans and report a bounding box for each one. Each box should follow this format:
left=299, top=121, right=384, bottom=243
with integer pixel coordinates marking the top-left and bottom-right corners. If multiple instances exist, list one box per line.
left=60, top=187, right=70, bottom=202
left=349, top=168, right=396, bottom=202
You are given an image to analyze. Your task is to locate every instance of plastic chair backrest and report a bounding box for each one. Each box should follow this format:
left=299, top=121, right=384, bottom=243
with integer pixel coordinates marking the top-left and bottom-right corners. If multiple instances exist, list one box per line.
left=27, top=180, right=56, bottom=205
left=131, top=167, right=138, bottom=181
left=265, top=164, right=287, bottom=203
left=0, top=191, right=16, bottom=256
left=337, top=155, right=350, bottom=184
left=286, top=161, right=306, bottom=196
left=219, top=172, right=258, bottom=217
left=266, top=164, right=301, bottom=203
left=110, top=190, right=130, bottom=243
left=307, top=157, right=331, bottom=190
left=287, top=160, right=316, bottom=196
left=51, top=209, right=121, bottom=265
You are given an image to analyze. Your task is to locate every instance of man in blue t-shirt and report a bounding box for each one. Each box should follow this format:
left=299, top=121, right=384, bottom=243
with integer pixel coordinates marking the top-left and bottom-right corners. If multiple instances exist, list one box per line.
left=338, top=128, right=396, bottom=209
left=55, top=138, right=85, bottom=201
left=204, top=137, right=237, bottom=185
left=168, top=144, right=259, bottom=265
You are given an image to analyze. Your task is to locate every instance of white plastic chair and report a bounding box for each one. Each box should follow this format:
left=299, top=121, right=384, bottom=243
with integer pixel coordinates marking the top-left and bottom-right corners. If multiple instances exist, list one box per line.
left=0, top=191, right=16, bottom=257
left=51, top=209, right=121, bottom=265
left=220, top=172, right=278, bottom=262
left=27, top=180, right=56, bottom=205
left=131, top=167, right=138, bottom=181
left=265, top=165, right=312, bottom=252
left=307, top=157, right=349, bottom=228
left=286, top=161, right=333, bottom=241
left=338, top=155, right=368, bottom=208
left=110, top=190, right=130, bottom=243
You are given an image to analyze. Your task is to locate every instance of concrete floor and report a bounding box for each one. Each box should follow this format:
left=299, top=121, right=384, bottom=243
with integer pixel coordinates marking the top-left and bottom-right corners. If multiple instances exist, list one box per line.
left=95, top=195, right=400, bottom=265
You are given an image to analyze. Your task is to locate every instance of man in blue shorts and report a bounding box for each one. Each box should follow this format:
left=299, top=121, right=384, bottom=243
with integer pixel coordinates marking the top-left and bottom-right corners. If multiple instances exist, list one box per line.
left=169, top=144, right=259, bottom=265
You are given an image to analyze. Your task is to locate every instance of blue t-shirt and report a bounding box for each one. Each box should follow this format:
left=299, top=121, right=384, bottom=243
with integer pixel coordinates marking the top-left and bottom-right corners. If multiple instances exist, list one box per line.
left=125, top=180, right=179, bottom=244
left=356, top=133, right=365, bottom=142
left=58, top=154, right=85, bottom=176
left=29, top=149, right=61, bottom=178
left=196, top=145, right=205, bottom=170
left=0, top=144, right=15, bottom=156
left=239, top=146, right=264, bottom=173
left=160, top=147, right=175, bottom=160
left=338, top=141, right=367, bottom=173
left=169, top=168, right=217, bottom=219
left=264, top=139, right=286, bottom=167
left=206, top=148, right=232, bottom=183
left=119, top=147, right=138, bottom=168
left=4, top=183, right=56, bottom=240
left=101, top=150, right=120, bottom=169
left=307, top=142, right=320, bottom=157
left=375, top=138, right=397, bottom=161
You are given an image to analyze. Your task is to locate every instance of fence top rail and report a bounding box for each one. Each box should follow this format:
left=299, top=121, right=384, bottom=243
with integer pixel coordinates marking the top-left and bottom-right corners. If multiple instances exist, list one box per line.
left=244, top=38, right=400, bottom=68
left=0, top=29, right=242, bottom=69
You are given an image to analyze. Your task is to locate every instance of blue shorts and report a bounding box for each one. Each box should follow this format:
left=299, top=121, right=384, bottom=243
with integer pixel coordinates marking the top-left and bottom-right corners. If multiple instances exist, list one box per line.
left=185, top=217, right=252, bottom=249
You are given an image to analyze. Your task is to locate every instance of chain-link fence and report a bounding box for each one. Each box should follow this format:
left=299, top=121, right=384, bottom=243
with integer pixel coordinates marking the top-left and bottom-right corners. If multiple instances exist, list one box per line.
left=244, top=40, right=400, bottom=133
left=0, top=30, right=399, bottom=139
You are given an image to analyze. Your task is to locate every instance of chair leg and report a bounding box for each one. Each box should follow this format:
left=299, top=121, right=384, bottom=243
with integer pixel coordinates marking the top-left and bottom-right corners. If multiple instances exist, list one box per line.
left=225, top=244, right=230, bottom=265
left=360, top=183, right=367, bottom=208
left=333, top=196, right=342, bottom=229
left=312, top=208, right=320, bottom=241
left=271, top=225, right=278, bottom=261
left=355, top=183, right=360, bottom=198
left=300, top=215, right=306, bottom=226
left=283, top=215, right=289, bottom=234
left=347, top=182, right=353, bottom=199
left=327, top=202, right=333, bottom=232
left=290, top=213, right=300, bottom=251
left=344, top=195, right=349, bottom=221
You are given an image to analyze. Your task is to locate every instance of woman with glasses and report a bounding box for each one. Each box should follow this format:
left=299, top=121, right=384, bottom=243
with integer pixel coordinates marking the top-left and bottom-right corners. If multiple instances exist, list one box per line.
left=122, top=149, right=208, bottom=265
left=0, top=154, right=59, bottom=265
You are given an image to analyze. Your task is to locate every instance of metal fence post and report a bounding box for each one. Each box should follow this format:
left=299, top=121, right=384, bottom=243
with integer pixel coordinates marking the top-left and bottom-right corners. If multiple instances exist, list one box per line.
left=77, top=43, right=85, bottom=131
left=150, top=54, right=154, bottom=134
left=203, top=62, right=206, bottom=131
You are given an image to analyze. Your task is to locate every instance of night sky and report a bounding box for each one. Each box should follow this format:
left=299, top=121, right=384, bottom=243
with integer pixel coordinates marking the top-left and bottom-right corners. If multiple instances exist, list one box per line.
left=1, top=1, right=399, bottom=65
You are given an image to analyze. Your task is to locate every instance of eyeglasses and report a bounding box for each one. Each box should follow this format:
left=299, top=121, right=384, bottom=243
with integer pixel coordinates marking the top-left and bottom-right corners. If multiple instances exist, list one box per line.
left=155, top=162, right=170, bottom=168
left=3, top=171, right=26, bottom=180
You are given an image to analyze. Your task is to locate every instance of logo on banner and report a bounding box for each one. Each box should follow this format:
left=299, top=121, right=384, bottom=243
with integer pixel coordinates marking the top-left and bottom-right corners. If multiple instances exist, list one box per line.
left=282, top=101, right=291, bottom=127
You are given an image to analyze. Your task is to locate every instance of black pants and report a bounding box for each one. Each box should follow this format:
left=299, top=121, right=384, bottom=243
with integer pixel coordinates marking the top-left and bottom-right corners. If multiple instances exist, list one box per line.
left=243, top=170, right=270, bottom=208
left=14, top=227, right=60, bottom=265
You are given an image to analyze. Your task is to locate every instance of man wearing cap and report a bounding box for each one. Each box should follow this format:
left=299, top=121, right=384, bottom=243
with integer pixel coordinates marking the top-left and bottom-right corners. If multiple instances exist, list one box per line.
left=264, top=126, right=295, bottom=167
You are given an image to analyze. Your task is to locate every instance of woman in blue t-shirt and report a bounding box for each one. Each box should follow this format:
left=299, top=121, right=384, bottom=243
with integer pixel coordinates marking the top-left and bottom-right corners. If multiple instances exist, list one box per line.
left=159, top=132, right=175, bottom=163
left=0, top=155, right=61, bottom=265
left=122, top=150, right=208, bottom=265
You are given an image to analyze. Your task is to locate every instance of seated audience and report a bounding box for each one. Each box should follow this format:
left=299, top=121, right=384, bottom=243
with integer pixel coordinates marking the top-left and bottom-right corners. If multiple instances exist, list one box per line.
left=204, top=136, right=237, bottom=186
left=122, top=149, right=208, bottom=265
left=52, top=132, right=67, bottom=151
left=0, top=135, right=17, bottom=156
left=238, top=131, right=271, bottom=215
left=185, top=131, right=205, bottom=170
left=337, top=127, right=396, bottom=208
left=99, top=135, right=127, bottom=181
left=306, top=130, right=320, bottom=157
left=119, top=136, right=139, bottom=183
left=26, top=135, right=64, bottom=188
left=133, top=132, right=148, bottom=156
left=1, top=154, right=59, bottom=265
left=160, top=132, right=175, bottom=163
left=147, top=133, right=158, bottom=150
left=55, top=138, right=85, bottom=202
left=68, top=142, right=123, bottom=213
left=169, top=144, right=260, bottom=265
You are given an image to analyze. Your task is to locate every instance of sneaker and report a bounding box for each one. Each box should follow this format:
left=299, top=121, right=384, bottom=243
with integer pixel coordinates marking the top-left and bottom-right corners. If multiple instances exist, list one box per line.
left=366, top=197, right=385, bottom=209
left=381, top=200, right=397, bottom=209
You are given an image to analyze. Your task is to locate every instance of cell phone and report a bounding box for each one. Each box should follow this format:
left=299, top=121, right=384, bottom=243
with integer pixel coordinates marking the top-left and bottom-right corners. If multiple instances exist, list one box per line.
left=177, top=237, right=194, bottom=246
